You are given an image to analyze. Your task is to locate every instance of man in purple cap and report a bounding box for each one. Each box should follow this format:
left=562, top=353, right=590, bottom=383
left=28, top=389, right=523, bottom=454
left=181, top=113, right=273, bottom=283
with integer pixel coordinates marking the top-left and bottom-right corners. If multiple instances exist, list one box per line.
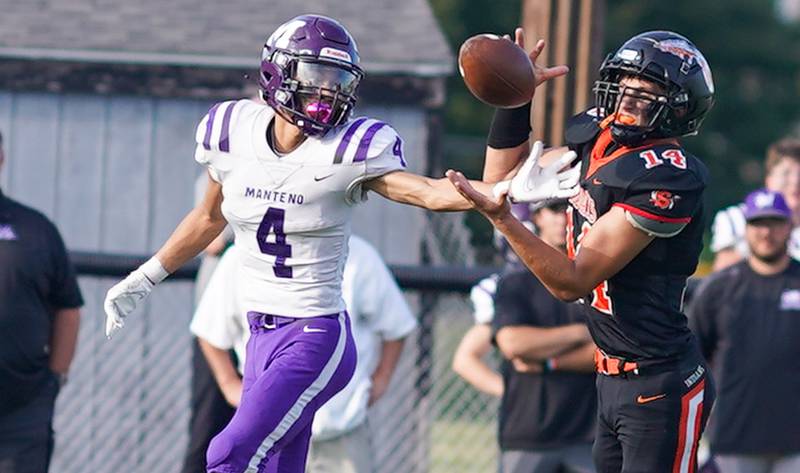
left=690, top=189, right=800, bottom=473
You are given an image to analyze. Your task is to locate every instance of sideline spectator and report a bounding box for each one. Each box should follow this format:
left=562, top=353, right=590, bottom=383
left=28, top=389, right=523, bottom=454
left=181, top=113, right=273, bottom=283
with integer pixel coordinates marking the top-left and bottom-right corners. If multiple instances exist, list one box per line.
left=0, top=131, right=83, bottom=473
left=452, top=203, right=533, bottom=399
left=492, top=199, right=597, bottom=473
left=711, top=138, right=800, bottom=270
left=691, top=189, right=800, bottom=472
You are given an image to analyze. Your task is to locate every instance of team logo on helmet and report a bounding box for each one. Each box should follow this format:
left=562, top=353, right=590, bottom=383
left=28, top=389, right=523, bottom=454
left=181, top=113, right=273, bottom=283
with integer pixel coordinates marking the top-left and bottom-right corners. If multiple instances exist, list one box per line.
left=653, top=39, right=698, bottom=63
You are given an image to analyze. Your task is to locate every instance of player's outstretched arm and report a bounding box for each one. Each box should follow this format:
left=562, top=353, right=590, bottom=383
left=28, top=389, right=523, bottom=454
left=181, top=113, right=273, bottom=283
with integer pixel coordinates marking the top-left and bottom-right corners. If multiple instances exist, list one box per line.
left=483, top=29, right=568, bottom=182
left=104, top=174, right=227, bottom=338
left=364, top=171, right=496, bottom=211
left=447, top=172, right=653, bottom=301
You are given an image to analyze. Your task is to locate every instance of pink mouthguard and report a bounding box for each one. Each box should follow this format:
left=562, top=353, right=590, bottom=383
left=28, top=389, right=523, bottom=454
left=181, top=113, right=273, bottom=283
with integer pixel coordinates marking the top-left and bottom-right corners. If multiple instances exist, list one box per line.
left=305, top=102, right=333, bottom=124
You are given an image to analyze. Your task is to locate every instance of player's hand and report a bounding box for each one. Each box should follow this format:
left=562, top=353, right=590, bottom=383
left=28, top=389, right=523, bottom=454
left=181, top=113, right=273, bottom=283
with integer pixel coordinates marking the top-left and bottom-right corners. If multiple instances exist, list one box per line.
left=104, top=270, right=155, bottom=339
left=495, top=141, right=581, bottom=204
left=505, top=28, right=569, bottom=88
left=446, top=169, right=512, bottom=224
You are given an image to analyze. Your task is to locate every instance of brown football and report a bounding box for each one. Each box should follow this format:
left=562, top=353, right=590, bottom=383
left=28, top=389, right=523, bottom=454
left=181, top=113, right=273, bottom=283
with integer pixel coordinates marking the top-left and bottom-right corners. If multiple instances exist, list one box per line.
left=458, top=34, right=535, bottom=108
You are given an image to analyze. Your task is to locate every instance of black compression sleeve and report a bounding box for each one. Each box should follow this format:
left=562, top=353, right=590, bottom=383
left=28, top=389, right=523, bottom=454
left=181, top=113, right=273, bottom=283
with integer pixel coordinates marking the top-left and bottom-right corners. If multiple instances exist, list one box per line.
left=486, top=101, right=532, bottom=149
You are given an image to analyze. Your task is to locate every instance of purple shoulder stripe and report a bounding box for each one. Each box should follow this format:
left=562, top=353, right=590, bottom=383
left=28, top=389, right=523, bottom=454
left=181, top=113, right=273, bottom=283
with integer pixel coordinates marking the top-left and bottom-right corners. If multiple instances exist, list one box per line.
left=353, top=122, right=387, bottom=163
left=334, top=118, right=368, bottom=164
left=218, top=101, right=236, bottom=152
left=202, top=102, right=222, bottom=151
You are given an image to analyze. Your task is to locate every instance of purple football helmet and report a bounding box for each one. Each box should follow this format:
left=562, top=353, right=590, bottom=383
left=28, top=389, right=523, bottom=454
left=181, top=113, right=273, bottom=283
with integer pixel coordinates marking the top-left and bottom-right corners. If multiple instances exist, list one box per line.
left=259, top=15, right=364, bottom=136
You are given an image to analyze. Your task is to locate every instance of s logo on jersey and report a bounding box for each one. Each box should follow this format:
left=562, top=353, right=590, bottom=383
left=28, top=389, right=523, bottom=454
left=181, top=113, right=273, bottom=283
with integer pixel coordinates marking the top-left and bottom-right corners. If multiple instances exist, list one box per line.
left=650, top=190, right=679, bottom=210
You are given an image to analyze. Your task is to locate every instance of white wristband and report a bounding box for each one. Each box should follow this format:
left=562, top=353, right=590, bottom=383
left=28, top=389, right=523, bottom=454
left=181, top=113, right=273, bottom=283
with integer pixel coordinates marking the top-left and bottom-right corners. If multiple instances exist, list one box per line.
left=139, top=256, right=169, bottom=284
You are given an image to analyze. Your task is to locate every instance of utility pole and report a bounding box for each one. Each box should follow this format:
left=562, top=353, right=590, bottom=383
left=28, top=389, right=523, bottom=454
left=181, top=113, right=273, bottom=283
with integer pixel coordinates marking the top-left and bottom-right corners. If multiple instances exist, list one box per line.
left=522, top=0, right=606, bottom=145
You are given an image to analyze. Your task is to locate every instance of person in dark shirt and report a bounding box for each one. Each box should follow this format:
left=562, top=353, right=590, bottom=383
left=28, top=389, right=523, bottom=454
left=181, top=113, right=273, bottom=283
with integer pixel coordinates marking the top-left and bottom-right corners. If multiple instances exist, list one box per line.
left=690, top=189, right=800, bottom=473
left=493, top=199, right=597, bottom=473
left=0, top=131, right=83, bottom=472
left=449, top=30, right=716, bottom=473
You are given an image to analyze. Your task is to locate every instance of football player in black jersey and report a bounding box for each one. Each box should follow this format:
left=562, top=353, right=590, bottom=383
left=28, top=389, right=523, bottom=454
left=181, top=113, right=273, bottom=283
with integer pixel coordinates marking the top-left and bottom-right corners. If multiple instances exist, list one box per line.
left=449, top=30, right=716, bottom=473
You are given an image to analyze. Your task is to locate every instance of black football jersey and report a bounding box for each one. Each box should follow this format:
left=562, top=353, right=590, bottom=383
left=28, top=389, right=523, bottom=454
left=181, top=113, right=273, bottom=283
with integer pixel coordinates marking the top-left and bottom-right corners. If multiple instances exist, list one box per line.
left=564, top=110, right=709, bottom=362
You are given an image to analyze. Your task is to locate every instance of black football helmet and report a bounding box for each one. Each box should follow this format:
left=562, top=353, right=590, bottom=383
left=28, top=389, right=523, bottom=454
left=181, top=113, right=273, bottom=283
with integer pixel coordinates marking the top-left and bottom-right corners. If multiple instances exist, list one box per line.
left=593, top=31, right=715, bottom=146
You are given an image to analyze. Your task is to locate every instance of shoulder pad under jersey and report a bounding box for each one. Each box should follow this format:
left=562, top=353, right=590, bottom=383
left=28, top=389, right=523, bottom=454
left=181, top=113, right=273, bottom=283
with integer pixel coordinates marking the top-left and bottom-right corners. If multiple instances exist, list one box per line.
left=565, top=108, right=602, bottom=147
left=327, top=117, right=404, bottom=165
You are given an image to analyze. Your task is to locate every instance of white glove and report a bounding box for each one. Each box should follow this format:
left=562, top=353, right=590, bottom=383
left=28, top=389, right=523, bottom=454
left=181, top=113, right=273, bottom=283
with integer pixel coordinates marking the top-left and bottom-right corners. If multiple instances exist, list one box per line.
left=104, top=257, right=168, bottom=339
left=493, top=141, right=581, bottom=204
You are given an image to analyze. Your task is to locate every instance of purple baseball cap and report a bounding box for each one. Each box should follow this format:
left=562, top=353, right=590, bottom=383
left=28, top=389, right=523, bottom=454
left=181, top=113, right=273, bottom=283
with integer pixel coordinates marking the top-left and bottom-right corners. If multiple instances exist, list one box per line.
left=743, top=189, right=792, bottom=222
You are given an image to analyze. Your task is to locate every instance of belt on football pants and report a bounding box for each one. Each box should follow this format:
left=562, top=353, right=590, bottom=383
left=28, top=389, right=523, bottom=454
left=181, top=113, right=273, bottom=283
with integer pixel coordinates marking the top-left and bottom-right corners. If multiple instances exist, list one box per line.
left=594, top=348, right=640, bottom=376
left=247, top=311, right=300, bottom=331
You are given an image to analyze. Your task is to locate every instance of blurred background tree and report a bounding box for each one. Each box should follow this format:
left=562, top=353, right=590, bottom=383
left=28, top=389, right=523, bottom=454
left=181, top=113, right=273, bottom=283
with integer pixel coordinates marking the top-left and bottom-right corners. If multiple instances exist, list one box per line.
left=430, top=0, right=800, bottom=263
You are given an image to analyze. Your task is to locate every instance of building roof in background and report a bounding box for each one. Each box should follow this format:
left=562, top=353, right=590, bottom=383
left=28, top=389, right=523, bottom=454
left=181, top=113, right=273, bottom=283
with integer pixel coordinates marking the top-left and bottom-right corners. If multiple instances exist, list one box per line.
left=0, top=0, right=453, bottom=76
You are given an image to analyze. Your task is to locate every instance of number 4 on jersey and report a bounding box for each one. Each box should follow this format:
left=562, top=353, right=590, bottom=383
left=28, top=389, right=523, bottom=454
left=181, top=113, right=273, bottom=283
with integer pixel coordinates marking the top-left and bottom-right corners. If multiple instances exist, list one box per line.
left=257, top=207, right=293, bottom=278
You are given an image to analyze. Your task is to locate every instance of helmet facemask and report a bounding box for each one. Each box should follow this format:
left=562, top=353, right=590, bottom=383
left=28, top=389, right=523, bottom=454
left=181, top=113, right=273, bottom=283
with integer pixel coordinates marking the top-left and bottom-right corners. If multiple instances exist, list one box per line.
left=260, top=50, right=363, bottom=136
left=594, top=76, right=672, bottom=146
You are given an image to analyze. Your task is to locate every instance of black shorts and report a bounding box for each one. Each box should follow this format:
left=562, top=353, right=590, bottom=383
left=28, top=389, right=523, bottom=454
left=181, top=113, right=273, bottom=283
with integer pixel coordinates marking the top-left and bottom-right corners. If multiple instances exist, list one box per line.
left=592, top=354, right=715, bottom=473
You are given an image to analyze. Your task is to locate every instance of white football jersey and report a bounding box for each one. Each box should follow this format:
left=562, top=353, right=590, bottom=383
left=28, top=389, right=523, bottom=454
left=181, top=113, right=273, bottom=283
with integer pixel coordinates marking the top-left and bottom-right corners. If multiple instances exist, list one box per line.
left=194, top=99, right=406, bottom=317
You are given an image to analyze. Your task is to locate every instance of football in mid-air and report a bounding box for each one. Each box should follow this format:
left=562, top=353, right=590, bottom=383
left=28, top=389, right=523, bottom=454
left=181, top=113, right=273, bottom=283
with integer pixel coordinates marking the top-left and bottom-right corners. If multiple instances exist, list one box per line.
left=458, top=34, right=536, bottom=108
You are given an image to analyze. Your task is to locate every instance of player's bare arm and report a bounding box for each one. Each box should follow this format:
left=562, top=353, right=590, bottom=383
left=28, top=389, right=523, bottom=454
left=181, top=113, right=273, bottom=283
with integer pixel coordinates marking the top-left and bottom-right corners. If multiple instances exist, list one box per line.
left=104, top=174, right=226, bottom=338
left=364, top=170, right=496, bottom=211
left=447, top=173, right=653, bottom=301
left=495, top=323, right=591, bottom=361
left=481, top=28, right=569, bottom=182
left=154, top=174, right=227, bottom=272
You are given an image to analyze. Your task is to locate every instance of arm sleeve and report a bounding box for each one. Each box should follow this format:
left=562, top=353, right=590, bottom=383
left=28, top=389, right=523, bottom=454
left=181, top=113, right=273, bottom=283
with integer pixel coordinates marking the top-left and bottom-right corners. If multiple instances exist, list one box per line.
left=351, top=240, right=417, bottom=341
left=47, top=222, right=84, bottom=309
left=710, top=206, right=744, bottom=252
left=345, top=123, right=408, bottom=204
left=687, top=277, right=720, bottom=361
left=615, top=168, right=704, bottom=238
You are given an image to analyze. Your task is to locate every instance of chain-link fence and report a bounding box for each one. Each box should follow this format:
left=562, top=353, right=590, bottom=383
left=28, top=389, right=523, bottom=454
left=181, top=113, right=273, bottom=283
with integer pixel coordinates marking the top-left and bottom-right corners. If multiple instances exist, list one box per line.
left=51, top=252, right=502, bottom=473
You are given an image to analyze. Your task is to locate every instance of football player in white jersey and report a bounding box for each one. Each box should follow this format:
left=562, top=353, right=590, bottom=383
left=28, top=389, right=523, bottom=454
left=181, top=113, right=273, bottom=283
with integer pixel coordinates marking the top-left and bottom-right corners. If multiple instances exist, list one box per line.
left=103, top=14, right=567, bottom=473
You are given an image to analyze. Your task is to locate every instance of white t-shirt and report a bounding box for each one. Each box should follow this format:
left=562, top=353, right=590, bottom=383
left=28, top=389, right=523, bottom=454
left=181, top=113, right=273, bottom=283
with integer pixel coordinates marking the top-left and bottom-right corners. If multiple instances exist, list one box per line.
left=469, top=274, right=498, bottom=325
left=189, top=235, right=417, bottom=439
left=190, top=245, right=248, bottom=371
left=711, top=204, right=800, bottom=259
left=312, top=235, right=417, bottom=440
left=194, top=99, right=407, bottom=318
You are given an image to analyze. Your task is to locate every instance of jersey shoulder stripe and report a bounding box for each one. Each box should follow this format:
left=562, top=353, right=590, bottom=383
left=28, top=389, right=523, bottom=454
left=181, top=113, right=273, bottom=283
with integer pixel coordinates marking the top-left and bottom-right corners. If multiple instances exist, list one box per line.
left=333, top=117, right=368, bottom=164
left=353, top=122, right=388, bottom=162
left=197, top=100, right=249, bottom=153
left=332, top=117, right=397, bottom=165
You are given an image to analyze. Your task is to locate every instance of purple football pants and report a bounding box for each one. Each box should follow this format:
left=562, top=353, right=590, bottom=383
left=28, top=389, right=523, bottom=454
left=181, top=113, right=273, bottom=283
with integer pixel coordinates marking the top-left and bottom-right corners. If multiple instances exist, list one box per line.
left=206, top=311, right=356, bottom=473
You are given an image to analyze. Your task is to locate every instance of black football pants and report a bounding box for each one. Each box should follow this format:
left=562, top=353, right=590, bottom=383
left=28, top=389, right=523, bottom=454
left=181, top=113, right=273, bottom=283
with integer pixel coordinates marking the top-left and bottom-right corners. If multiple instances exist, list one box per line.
left=592, top=354, right=715, bottom=473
